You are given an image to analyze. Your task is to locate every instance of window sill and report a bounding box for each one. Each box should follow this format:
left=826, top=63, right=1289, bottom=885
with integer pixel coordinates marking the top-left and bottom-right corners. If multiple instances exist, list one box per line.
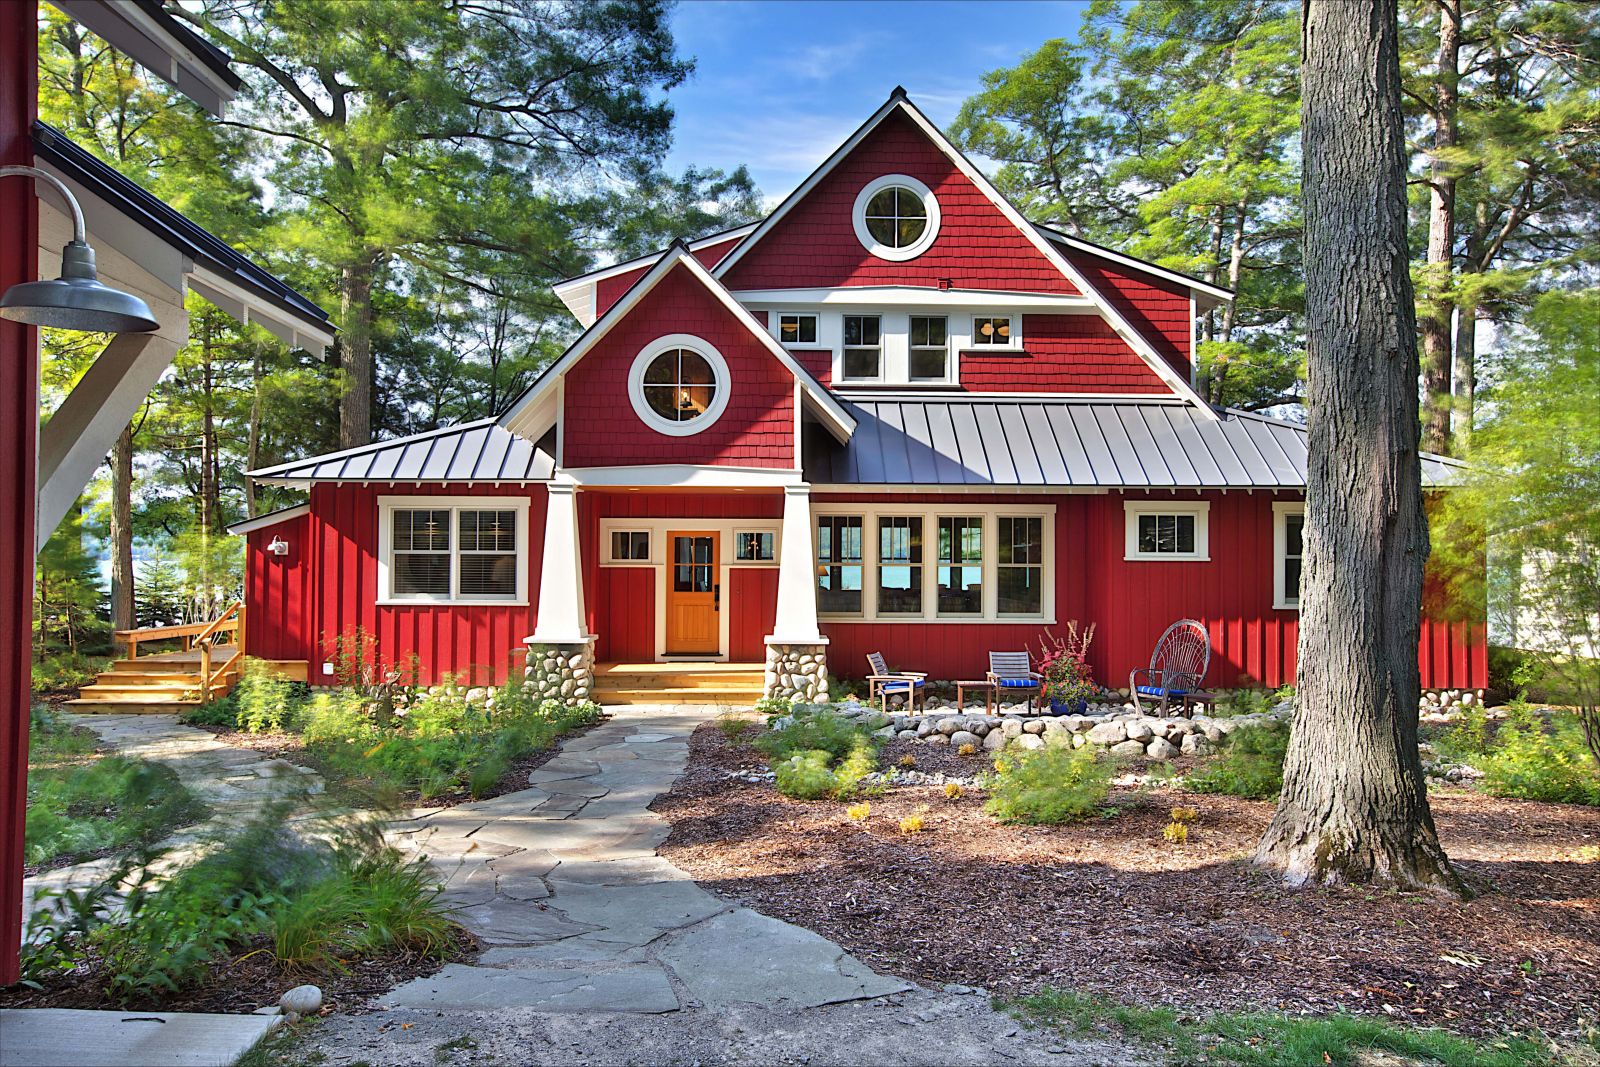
left=1272, top=601, right=1300, bottom=611
left=819, top=615, right=1056, bottom=625
left=377, top=599, right=529, bottom=608
left=959, top=347, right=1024, bottom=357
left=1124, top=554, right=1210, bottom=563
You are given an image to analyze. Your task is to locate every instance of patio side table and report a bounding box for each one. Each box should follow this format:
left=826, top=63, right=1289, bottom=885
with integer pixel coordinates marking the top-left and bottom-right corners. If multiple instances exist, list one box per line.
left=955, top=679, right=996, bottom=715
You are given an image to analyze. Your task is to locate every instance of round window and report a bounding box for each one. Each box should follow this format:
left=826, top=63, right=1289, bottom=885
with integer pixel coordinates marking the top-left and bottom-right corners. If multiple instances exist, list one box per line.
left=852, top=174, right=940, bottom=261
left=628, top=335, right=731, bottom=436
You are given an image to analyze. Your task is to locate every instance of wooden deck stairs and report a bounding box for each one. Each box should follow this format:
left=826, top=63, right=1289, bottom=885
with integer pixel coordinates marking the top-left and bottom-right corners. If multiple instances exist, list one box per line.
left=592, top=662, right=766, bottom=706
left=69, top=603, right=245, bottom=714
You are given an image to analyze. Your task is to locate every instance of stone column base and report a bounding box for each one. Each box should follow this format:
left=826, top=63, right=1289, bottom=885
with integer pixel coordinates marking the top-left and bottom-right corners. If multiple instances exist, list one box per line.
left=764, top=641, right=829, bottom=703
left=525, top=638, right=596, bottom=705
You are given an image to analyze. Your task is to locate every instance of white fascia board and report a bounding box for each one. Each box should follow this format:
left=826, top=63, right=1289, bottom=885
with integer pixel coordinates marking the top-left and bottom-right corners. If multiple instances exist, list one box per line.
left=714, top=93, right=1218, bottom=421
left=1033, top=223, right=1236, bottom=306
left=834, top=390, right=1194, bottom=404
left=732, top=286, right=1097, bottom=311
left=51, top=1, right=237, bottom=116
left=226, top=504, right=310, bottom=536
left=503, top=245, right=856, bottom=446
left=550, top=224, right=761, bottom=325
left=560, top=465, right=804, bottom=488
left=189, top=269, right=334, bottom=355
left=553, top=279, right=596, bottom=326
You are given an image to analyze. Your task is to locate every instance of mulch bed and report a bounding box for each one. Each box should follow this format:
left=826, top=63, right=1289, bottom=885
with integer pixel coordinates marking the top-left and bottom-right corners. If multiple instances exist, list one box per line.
left=654, top=724, right=1600, bottom=1040
left=0, top=928, right=476, bottom=1015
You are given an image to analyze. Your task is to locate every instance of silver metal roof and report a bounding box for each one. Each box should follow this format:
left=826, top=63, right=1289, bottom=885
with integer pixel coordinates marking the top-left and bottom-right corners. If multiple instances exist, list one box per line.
left=804, top=399, right=1465, bottom=489
left=249, top=419, right=555, bottom=486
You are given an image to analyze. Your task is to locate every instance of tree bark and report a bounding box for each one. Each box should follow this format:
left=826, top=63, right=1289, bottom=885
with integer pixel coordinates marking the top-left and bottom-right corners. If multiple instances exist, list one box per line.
left=1420, top=0, right=1462, bottom=455
left=109, top=423, right=134, bottom=633
left=339, top=254, right=375, bottom=449
left=245, top=343, right=263, bottom=518
left=1452, top=299, right=1478, bottom=448
left=1254, top=0, right=1463, bottom=895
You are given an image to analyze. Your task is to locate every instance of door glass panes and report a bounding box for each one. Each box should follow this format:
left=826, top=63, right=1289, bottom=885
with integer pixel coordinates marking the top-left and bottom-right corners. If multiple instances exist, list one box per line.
left=876, top=516, right=923, bottom=614
left=643, top=348, right=718, bottom=422
left=458, top=509, right=517, bottom=597
left=843, top=315, right=881, bottom=380
left=816, top=516, right=864, bottom=613
left=1137, top=513, right=1196, bottom=555
left=997, top=516, right=1043, bottom=614
left=672, top=536, right=715, bottom=593
left=910, top=315, right=948, bottom=381
left=392, top=509, right=451, bottom=596
left=937, top=516, right=984, bottom=615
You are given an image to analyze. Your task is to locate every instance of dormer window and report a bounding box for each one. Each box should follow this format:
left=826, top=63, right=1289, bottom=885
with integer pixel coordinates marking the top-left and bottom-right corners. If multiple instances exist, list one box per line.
left=778, top=313, right=818, bottom=345
left=852, top=174, right=940, bottom=261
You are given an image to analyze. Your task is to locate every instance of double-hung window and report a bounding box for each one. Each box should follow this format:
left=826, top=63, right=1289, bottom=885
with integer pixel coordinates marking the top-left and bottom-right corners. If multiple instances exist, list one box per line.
left=877, top=517, right=923, bottom=614
left=1124, top=502, right=1210, bottom=561
left=842, top=314, right=882, bottom=381
left=937, top=516, right=984, bottom=616
left=382, top=498, right=528, bottom=603
left=816, top=515, right=864, bottom=614
left=909, top=315, right=949, bottom=381
left=997, top=516, right=1044, bottom=615
left=1273, top=503, right=1305, bottom=609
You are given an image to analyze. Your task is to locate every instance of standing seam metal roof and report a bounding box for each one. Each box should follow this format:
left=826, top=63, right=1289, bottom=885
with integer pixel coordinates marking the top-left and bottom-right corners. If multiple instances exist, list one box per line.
left=804, top=399, right=1465, bottom=489
left=247, top=419, right=554, bottom=485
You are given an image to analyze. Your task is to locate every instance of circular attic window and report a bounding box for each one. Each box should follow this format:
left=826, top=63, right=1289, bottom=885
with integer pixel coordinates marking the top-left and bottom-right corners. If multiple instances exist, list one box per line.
left=628, top=334, right=731, bottom=437
left=852, top=174, right=940, bottom=261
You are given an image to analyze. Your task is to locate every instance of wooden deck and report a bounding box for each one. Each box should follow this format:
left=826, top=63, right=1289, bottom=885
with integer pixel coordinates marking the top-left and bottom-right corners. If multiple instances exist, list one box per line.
left=592, top=661, right=765, bottom=706
left=68, top=645, right=244, bottom=713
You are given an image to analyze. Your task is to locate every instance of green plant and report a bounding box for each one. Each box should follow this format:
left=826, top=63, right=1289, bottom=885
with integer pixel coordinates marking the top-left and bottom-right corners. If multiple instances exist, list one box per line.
left=1033, top=622, right=1098, bottom=707
left=1476, top=705, right=1600, bottom=806
left=753, top=695, right=792, bottom=718
left=982, top=744, right=1114, bottom=824
left=899, top=806, right=928, bottom=833
left=1162, top=820, right=1188, bottom=844
left=236, top=658, right=302, bottom=734
left=944, top=782, right=964, bottom=800
left=755, top=706, right=879, bottom=764
left=1185, top=722, right=1289, bottom=799
left=846, top=801, right=870, bottom=821
left=179, top=693, right=239, bottom=728
left=716, top=710, right=754, bottom=744
left=773, top=738, right=877, bottom=800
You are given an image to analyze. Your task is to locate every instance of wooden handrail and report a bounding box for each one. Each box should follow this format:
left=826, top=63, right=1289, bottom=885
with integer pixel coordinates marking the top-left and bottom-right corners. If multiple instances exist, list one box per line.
left=200, top=646, right=245, bottom=706
left=194, top=601, right=242, bottom=647
left=117, top=600, right=243, bottom=661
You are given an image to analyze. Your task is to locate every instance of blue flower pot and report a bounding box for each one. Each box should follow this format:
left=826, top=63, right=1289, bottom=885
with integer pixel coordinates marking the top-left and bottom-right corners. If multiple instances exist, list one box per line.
left=1049, top=697, right=1088, bottom=716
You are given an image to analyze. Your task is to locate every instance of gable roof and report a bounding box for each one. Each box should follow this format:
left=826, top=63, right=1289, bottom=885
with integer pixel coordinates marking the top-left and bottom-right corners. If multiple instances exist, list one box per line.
left=1035, top=225, right=1234, bottom=308
left=707, top=89, right=1218, bottom=419
left=226, top=503, right=309, bottom=536
left=248, top=418, right=554, bottom=486
left=498, top=243, right=856, bottom=447
left=805, top=398, right=1466, bottom=490
left=551, top=223, right=758, bottom=327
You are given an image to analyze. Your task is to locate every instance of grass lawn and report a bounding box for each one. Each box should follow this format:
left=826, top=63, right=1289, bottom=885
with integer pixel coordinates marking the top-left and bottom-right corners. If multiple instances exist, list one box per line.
left=24, top=708, right=209, bottom=871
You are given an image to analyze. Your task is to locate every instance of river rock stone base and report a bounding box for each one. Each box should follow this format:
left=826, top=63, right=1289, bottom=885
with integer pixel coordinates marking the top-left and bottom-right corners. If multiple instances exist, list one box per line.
left=764, top=642, right=828, bottom=702
left=525, top=640, right=596, bottom=705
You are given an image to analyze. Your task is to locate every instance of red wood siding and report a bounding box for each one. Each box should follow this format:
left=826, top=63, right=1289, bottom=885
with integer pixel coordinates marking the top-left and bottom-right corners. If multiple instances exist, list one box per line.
left=1065, top=249, right=1193, bottom=380
left=729, top=567, right=780, bottom=662
left=721, top=112, right=1077, bottom=295
left=791, top=349, right=833, bottom=388
left=244, top=483, right=547, bottom=686
left=815, top=491, right=1486, bottom=691
left=563, top=265, right=797, bottom=469
left=595, top=568, right=654, bottom=662
left=594, top=235, right=746, bottom=318
left=959, top=315, right=1172, bottom=393
left=245, top=514, right=313, bottom=660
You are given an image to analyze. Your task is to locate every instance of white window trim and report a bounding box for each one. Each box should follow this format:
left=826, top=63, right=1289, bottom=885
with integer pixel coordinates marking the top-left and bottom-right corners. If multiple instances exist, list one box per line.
left=966, top=312, right=1023, bottom=352
left=852, top=173, right=940, bottom=262
left=908, top=313, right=952, bottom=384
left=1123, top=501, right=1210, bottom=562
left=839, top=312, right=885, bottom=384
left=377, top=495, right=530, bottom=606
left=773, top=312, right=820, bottom=349
left=732, top=528, right=778, bottom=563
left=605, top=528, right=654, bottom=564
left=627, top=334, right=732, bottom=438
left=811, top=503, right=1056, bottom=623
left=1273, top=501, right=1305, bottom=610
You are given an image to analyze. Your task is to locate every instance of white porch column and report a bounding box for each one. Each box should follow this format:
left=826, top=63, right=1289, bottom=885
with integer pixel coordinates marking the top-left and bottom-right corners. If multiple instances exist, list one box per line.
left=768, top=484, right=823, bottom=644
left=530, top=482, right=589, bottom=643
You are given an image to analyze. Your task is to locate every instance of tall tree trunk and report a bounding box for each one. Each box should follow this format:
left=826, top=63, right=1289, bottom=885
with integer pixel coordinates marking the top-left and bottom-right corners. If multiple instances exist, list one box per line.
left=1453, top=299, right=1478, bottom=449
left=1255, top=0, right=1463, bottom=895
left=109, top=423, right=134, bottom=633
left=339, top=254, right=375, bottom=449
left=1420, top=0, right=1462, bottom=455
left=199, top=314, right=220, bottom=538
left=245, top=343, right=263, bottom=518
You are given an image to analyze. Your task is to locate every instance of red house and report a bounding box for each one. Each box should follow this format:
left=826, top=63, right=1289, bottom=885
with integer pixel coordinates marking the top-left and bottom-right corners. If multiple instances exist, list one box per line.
left=235, top=90, right=1486, bottom=705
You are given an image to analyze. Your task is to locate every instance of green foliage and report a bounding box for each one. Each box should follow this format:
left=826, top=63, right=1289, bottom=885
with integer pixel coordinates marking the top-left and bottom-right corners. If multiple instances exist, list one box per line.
left=34, top=507, right=111, bottom=662
left=235, top=658, right=303, bottom=734
left=1210, top=686, right=1293, bottom=718
left=30, top=650, right=114, bottom=695
left=1185, top=722, right=1289, bottom=799
left=1011, top=988, right=1557, bottom=1066
left=1475, top=706, right=1600, bottom=806
left=25, top=710, right=208, bottom=869
left=755, top=707, right=880, bottom=764
left=753, top=696, right=792, bottom=719
left=982, top=744, right=1114, bottom=825
left=773, top=741, right=878, bottom=801
left=715, top=711, right=755, bottom=745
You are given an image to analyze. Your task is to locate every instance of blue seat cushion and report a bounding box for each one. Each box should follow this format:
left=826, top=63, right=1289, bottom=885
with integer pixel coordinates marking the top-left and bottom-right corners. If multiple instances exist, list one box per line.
left=997, top=678, right=1039, bottom=688
left=881, top=680, right=924, bottom=692
left=1136, top=685, right=1187, bottom=698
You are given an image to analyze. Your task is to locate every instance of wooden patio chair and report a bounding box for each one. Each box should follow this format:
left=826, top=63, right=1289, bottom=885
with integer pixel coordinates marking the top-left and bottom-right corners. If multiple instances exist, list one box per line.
left=1129, top=620, right=1211, bottom=716
left=865, top=652, right=926, bottom=713
left=987, top=651, right=1044, bottom=712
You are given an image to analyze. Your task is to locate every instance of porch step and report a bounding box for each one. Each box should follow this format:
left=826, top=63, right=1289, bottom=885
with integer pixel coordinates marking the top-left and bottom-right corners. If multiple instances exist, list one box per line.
left=595, top=686, right=765, bottom=706
left=590, top=662, right=765, bottom=707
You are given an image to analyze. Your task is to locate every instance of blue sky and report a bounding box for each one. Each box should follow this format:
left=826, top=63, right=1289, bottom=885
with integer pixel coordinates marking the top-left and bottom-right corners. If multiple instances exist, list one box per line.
left=663, top=1, right=1090, bottom=204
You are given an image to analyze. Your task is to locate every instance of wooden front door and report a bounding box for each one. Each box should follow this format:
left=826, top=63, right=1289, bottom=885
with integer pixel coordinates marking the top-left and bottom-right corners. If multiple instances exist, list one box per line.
left=666, top=531, right=720, bottom=655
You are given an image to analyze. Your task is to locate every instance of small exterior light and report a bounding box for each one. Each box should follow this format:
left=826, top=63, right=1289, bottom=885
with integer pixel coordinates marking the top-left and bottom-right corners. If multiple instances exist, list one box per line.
left=0, top=166, right=160, bottom=334
left=267, top=536, right=290, bottom=556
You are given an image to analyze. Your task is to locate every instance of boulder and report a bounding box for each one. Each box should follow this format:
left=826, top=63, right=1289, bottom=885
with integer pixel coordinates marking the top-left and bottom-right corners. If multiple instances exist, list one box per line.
left=927, top=733, right=951, bottom=745
left=897, top=730, right=919, bottom=741
left=1145, top=738, right=1180, bottom=761
left=1125, top=719, right=1154, bottom=743
left=1022, top=719, right=1046, bottom=735
left=280, top=985, right=323, bottom=1016
left=1086, top=721, right=1127, bottom=746
left=1001, top=719, right=1024, bottom=738
left=1180, top=733, right=1211, bottom=757
left=938, top=718, right=963, bottom=737
left=950, top=731, right=982, bottom=750
left=1013, top=734, right=1045, bottom=750
left=1110, top=739, right=1147, bottom=759
left=984, top=729, right=1008, bottom=751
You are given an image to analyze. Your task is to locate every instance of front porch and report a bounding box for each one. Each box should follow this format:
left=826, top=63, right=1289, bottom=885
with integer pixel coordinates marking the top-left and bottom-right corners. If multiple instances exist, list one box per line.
left=591, top=661, right=765, bottom=705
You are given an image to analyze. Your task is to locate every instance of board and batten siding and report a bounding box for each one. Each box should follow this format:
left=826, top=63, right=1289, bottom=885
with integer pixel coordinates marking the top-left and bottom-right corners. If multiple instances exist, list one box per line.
left=815, top=490, right=1486, bottom=690
left=244, top=482, right=548, bottom=685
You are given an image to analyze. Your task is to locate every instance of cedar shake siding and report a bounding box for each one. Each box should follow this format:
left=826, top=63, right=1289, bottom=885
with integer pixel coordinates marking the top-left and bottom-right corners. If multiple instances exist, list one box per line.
left=958, top=314, right=1172, bottom=393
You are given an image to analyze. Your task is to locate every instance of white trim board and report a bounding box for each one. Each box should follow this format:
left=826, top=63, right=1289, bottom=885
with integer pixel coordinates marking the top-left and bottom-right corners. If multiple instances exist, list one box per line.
left=551, top=224, right=760, bottom=326
left=1122, top=500, right=1211, bottom=562
left=227, top=504, right=310, bottom=537
left=375, top=495, right=531, bottom=607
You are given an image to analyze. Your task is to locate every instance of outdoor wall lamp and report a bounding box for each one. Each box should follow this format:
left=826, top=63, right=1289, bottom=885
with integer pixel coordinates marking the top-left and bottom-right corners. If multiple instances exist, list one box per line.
left=267, top=536, right=290, bottom=557
left=0, top=165, right=159, bottom=334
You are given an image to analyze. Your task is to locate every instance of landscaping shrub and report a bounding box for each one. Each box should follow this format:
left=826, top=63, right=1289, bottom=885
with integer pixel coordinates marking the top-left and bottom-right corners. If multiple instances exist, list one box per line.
left=1185, top=721, right=1290, bottom=799
left=24, top=708, right=207, bottom=868
left=235, top=658, right=304, bottom=734
left=755, top=706, right=879, bottom=764
left=1210, top=686, right=1295, bottom=718
left=1476, top=706, right=1600, bottom=806
left=982, top=744, right=1114, bottom=824
left=773, top=739, right=876, bottom=800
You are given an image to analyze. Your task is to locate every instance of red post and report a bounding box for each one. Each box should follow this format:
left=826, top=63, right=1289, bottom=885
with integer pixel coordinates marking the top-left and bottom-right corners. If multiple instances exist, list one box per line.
left=0, top=1, right=40, bottom=987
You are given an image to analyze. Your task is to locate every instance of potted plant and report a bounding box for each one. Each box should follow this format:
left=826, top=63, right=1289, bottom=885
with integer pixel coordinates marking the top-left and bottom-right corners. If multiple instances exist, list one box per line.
left=1033, top=622, right=1098, bottom=715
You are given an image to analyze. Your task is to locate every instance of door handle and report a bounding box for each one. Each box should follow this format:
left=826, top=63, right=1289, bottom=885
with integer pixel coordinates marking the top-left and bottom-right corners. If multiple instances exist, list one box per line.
left=714, top=583, right=721, bottom=610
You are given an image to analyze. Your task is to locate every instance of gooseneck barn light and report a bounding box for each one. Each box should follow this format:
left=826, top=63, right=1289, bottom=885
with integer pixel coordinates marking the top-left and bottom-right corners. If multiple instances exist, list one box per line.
left=0, top=165, right=159, bottom=333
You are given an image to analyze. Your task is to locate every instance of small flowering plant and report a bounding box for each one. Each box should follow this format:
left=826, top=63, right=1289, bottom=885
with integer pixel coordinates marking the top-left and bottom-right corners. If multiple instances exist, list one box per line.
left=1033, top=622, right=1098, bottom=709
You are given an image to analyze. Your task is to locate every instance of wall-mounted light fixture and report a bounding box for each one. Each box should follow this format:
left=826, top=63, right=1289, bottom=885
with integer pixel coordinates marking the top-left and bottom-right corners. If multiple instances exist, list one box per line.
left=267, top=536, right=290, bottom=557
left=0, top=166, right=159, bottom=334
